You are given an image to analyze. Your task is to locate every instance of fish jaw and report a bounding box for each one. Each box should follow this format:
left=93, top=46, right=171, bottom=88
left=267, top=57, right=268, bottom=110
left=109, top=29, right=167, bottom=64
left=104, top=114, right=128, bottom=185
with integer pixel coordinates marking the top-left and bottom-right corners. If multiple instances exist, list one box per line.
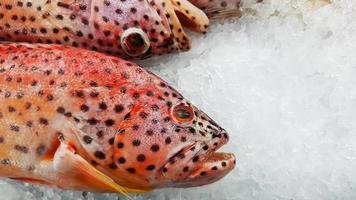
left=156, top=129, right=236, bottom=188
left=181, top=152, right=235, bottom=187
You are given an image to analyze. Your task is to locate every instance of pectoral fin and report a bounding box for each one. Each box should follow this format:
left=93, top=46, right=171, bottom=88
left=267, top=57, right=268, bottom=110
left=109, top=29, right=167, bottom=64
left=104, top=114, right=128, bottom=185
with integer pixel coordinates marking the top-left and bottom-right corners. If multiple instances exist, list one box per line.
left=170, top=0, right=210, bottom=32
left=186, top=0, right=242, bottom=19
left=52, top=142, right=146, bottom=195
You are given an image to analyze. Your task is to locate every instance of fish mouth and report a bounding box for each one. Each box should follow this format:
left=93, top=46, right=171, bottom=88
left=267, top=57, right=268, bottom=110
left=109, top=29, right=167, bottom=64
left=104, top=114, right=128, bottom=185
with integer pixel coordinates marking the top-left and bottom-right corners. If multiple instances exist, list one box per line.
left=160, top=130, right=236, bottom=188
left=184, top=151, right=235, bottom=187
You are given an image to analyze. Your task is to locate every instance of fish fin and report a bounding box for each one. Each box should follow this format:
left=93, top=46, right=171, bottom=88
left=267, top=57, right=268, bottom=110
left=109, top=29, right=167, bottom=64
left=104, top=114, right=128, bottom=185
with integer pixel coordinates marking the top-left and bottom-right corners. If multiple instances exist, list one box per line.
left=204, top=7, right=242, bottom=19
left=10, top=178, right=51, bottom=186
left=159, top=0, right=192, bottom=50
left=186, top=0, right=242, bottom=19
left=53, top=142, right=145, bottom=195
left=170, top=0, right=210, bottom=32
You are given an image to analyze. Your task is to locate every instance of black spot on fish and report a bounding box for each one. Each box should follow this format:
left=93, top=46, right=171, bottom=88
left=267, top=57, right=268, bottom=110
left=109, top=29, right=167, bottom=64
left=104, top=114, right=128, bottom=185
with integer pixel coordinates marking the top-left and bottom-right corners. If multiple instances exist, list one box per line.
left=94, top=151, right=106, bottom=159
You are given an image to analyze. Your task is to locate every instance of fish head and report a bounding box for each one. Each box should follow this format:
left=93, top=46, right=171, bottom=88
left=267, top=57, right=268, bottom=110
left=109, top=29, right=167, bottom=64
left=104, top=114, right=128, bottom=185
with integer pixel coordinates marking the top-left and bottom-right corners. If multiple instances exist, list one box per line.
left=94, top=0, right=209, bottom=59
left=154, top=100, right=236, bottom=188
left=111, top=79, right=235, bottom=189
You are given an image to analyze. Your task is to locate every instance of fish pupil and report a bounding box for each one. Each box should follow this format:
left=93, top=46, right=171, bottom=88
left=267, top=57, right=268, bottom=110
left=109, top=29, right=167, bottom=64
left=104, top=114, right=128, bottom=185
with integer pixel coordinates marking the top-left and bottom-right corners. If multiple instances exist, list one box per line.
left=127, top=33, right=145, bottom=50
left=177, top=109, right=190, bottom=119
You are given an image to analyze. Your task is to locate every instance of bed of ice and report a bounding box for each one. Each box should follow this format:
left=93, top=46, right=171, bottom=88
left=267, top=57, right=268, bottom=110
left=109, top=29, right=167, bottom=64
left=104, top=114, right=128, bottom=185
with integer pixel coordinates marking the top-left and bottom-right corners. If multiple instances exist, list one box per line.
left=2, top=0, right=356, bottom=199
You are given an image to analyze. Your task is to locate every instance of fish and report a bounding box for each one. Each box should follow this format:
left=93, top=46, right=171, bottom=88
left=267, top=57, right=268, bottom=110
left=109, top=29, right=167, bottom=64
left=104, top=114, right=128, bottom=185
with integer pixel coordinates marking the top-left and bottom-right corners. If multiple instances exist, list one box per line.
left=0, top=0, right=211, bottom=59
left=0, top=42, right=236, bottom=193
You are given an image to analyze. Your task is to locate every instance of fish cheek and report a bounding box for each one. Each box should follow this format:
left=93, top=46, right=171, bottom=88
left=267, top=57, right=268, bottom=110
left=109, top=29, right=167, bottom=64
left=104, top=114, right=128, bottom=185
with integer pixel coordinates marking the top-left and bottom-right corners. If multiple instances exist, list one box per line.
left=111, top=129, right=151, bottom=188
left=110, top=112, right=173, bottom=188
left=71, top=124, right=115, bottom=166
left=113, top=131, right=172, bottom=188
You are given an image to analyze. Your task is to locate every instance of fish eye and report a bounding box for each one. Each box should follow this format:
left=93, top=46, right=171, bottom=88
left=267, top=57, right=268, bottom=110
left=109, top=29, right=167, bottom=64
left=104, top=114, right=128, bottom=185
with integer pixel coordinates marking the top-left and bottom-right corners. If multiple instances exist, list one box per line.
left=121, top=28, right=150, bottom=57
left=172, top=103, right=194, bottom=123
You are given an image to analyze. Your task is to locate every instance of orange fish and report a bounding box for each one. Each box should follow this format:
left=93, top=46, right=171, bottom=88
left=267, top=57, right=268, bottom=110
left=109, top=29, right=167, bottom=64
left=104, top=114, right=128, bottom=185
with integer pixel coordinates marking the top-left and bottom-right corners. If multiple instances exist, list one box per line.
left=0, top=0, right=210, bottom=59
left=0, top=42, right=235, bottom=194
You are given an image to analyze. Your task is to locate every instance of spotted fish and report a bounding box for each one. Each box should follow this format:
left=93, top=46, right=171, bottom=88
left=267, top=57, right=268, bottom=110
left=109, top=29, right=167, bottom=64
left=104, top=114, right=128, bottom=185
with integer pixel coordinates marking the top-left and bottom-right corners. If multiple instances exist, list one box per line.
left=0, top=0, right=211, bottom=59
left=0, top=42, right=235, bottom=193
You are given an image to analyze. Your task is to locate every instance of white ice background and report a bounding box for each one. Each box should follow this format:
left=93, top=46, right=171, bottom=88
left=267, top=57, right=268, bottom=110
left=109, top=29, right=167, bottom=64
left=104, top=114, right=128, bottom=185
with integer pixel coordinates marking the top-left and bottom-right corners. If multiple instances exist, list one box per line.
left=1, top=0, right=356, bottom=199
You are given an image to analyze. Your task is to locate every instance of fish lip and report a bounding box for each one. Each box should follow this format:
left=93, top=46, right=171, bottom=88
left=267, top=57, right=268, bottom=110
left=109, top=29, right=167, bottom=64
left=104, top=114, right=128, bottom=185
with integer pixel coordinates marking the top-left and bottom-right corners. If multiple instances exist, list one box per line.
left=161, top=142, right=198, bottom=172
left=184, top=151, right=236, bottom=187
left=159, top=129, right=235, bottom=187
left=185, top=129, right=235, bottom=187
left=190, top=129, right=230, bottom=165
left=164, top=129, right=230, bottom=168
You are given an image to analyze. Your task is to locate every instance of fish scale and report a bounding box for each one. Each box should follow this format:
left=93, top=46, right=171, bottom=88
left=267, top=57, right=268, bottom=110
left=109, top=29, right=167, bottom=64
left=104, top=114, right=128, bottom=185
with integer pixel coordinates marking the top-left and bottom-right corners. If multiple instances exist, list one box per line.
left=0, top=42, right=235, bottom=193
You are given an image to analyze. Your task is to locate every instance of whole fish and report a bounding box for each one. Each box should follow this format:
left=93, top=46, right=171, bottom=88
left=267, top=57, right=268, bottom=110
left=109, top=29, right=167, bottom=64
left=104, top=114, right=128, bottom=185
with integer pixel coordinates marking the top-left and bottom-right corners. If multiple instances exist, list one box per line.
left=0, top=43, right=235, bottom=193
left=0, top=0, right=211, bottom=59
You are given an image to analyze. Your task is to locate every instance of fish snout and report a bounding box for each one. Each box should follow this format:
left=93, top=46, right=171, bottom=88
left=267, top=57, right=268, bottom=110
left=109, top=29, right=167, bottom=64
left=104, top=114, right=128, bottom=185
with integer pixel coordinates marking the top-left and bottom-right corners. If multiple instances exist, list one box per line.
left=157, top=128, right=235, bottom=188
left=210, top=129, right=229, bottom=149
left=182, top=128, right=235, bottom=187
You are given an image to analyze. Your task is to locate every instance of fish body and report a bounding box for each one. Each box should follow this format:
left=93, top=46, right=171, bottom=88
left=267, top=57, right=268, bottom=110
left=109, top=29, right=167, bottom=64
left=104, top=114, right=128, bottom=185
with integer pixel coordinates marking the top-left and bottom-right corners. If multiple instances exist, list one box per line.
left=0, top=0, right=210, bottom=59
left=0, top=43, right=235, bottom=192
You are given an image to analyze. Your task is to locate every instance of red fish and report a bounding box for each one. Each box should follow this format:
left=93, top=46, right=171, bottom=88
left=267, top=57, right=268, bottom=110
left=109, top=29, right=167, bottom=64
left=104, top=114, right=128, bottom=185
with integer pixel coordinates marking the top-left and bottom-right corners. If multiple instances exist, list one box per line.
left=0, top=0, right=210, bottom=59
left=0, top=43, right=235, bottom=193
